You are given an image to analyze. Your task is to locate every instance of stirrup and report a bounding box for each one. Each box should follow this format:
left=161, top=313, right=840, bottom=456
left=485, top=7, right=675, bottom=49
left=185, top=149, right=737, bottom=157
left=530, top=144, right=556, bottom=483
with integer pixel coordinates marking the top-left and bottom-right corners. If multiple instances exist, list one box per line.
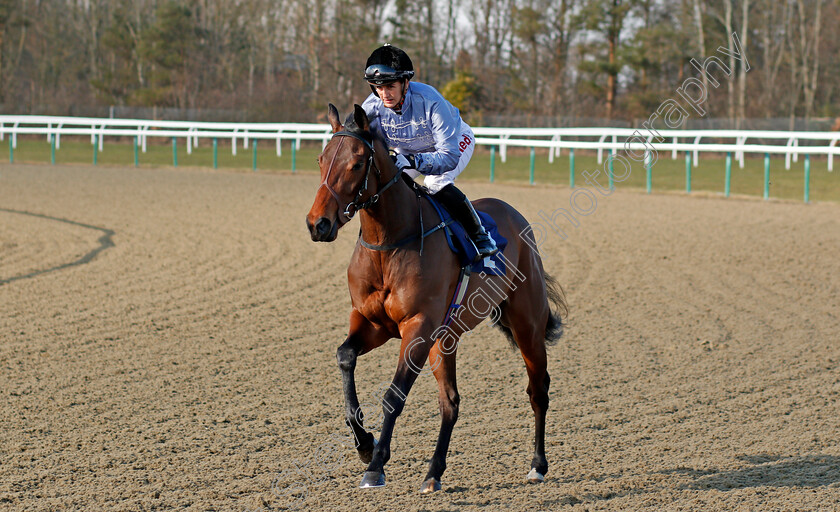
left=472, top=231, right=499, bottom=260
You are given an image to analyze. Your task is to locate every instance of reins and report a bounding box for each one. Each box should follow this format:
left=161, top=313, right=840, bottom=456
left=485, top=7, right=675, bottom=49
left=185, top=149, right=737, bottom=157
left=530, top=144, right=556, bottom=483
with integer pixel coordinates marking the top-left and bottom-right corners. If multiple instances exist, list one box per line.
left=322, top=129, right=448, bottom=254
left=320, top=130, right=402, bottom=220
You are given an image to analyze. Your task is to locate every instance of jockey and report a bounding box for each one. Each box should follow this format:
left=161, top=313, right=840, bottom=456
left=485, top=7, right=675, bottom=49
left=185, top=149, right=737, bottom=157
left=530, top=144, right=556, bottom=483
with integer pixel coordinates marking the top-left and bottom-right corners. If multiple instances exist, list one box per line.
left=361, top=44, right=499, bottom=260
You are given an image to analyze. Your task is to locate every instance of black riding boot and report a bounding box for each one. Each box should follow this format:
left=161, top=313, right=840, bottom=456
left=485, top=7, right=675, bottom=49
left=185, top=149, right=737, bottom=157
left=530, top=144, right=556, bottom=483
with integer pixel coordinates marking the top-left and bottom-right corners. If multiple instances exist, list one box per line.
left=434, top=184, right=499, bottom=260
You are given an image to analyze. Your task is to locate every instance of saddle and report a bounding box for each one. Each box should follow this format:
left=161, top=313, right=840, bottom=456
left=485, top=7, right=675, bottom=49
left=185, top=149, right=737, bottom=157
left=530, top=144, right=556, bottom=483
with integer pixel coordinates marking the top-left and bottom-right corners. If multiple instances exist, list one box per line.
left=404, top=176, right=508, bottom=276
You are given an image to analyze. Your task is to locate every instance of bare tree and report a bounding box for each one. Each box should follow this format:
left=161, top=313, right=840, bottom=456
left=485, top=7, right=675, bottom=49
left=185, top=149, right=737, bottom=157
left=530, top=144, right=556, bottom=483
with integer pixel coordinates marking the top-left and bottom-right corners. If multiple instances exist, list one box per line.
left=736, top=0, right=749, bottom=128
left=545, top=0, right=575, bottom=116
left=691, top=0, right=709, bottom=95
left=753, top=0, right=790, bottom=118
left=798, top=0, right=824, bottom=121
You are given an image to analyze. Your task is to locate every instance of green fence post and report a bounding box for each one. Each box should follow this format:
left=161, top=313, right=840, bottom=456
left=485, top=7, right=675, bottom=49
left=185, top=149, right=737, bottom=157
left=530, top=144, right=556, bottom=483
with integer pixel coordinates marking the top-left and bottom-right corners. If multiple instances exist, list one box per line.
left=252, top=139, right=258, bottom=171
left=569, top=148, right=575, bottom=188
left=50, top=133, right=55, bottom=165
left=645, top=152, right=652, bottom=194
left=134, top=135, right=139, bottom=167
left=529, top=147, right=535, bottom=184
left=213, top=138, right=218, bottom=169
left=608, top=148, right=614, bottom=191
left=8, top=136, right=12, bottom=163
left=725, top=152, right=732, bottom=197
left=489, top=146, right=496, bottom=183
left=685, top=151, right=691, bottom=193
left=172, top=137, right=178, bottom=167
left=93, top=134, right=98, bottom=165
left=804, top=154, right=810, bottom=204
left=291, top=140, right=297, bottom=173
left=763, top=153, right=770, bottom=200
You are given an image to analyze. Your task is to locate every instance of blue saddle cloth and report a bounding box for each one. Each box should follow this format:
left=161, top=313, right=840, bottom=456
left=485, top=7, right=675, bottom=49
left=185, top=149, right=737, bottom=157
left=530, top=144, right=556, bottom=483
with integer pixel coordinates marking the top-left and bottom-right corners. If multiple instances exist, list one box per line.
left=424, top=195, right=508, bottom=276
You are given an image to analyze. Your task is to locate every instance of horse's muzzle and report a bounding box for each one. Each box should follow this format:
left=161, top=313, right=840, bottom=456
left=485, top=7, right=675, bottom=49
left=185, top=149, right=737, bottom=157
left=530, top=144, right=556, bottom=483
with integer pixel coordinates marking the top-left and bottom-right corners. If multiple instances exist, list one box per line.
left=307, top=216, right=337, bottom=242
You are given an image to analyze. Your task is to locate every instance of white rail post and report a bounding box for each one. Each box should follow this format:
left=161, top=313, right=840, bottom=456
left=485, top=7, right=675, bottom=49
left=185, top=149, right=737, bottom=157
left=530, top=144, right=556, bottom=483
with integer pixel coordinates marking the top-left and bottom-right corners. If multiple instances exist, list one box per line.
left=693, top=136, right=702, bottom=167
left=785, top=138, right=794, bottom=170
left=598, top=134, right=608, bottom=164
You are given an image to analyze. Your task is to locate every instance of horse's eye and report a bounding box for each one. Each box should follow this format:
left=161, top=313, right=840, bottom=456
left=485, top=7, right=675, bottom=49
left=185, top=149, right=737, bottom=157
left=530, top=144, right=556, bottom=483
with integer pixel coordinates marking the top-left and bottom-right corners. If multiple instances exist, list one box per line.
left=352, top=163, right=363, bottom=171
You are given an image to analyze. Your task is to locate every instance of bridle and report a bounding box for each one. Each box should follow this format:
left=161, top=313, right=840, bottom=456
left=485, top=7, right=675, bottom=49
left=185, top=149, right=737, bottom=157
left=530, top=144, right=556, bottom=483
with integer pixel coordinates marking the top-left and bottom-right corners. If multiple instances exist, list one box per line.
left=318, top=130, right=402, bottom=220
left=319, top=128, right=453, bottom=254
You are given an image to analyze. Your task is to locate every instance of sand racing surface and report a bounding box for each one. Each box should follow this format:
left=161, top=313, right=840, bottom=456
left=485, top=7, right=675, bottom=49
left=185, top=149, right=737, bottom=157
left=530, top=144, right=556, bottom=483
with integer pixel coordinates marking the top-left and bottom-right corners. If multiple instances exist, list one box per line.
left=2, top=163, right=840, bottom=511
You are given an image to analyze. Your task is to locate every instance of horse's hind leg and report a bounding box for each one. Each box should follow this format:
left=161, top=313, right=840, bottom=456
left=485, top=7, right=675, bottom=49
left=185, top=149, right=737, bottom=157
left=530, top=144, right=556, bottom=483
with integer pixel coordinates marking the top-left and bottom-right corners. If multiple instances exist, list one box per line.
left=503, top=308, right=551, bottom=483
left=336, top=311, right=392, bottom=464
left=421, top=341, right=460, bottom=493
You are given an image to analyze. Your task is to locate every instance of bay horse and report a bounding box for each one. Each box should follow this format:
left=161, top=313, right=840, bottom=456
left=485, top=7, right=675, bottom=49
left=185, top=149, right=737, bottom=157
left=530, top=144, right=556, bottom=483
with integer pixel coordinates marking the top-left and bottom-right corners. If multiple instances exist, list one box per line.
left=305, top=104, right=567, bottom=492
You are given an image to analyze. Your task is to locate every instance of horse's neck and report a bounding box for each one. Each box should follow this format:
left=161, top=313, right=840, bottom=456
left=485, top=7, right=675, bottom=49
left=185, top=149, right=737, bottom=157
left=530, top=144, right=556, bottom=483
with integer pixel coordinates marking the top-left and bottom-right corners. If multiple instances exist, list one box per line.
left=358, top=149, right=419, bottom=245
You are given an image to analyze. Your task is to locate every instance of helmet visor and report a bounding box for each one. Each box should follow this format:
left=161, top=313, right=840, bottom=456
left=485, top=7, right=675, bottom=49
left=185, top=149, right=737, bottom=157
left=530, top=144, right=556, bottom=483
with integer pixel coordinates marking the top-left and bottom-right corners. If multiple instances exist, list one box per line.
left=365, top=64, right=402, bottom=85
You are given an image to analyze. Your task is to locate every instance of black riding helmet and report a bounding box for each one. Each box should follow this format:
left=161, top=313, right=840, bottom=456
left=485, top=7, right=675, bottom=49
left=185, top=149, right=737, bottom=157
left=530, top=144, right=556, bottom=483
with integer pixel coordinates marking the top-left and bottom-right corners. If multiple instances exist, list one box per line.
left=364, top=45, right=415, bottom=90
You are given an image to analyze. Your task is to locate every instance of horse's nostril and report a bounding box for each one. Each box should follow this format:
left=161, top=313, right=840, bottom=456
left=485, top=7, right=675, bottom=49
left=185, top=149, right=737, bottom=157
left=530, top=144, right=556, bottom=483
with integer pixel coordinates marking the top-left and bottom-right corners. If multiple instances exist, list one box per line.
left=315, top=218, right=332, bottom=237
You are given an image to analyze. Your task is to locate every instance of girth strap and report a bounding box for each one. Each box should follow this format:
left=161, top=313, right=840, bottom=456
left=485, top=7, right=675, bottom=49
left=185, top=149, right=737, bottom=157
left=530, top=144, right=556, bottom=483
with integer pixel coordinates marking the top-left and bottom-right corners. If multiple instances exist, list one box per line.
left=359, top=218, right=453, bottom=251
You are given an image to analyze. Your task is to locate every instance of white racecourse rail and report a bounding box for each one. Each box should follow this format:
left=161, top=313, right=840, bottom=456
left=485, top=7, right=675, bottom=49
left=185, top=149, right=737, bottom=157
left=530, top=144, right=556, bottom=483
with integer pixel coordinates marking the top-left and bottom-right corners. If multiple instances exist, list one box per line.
left=1, top=115, right=839, bottom=170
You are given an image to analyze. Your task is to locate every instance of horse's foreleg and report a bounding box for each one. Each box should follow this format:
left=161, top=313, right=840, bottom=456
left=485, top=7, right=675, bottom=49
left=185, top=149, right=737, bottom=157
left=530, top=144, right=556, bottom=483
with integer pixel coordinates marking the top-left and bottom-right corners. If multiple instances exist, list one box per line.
left=359, top=317, right=436, bottom=489
left=337, top=310, right=391, bottom=464
left=421, top=341, right=460, bottom=493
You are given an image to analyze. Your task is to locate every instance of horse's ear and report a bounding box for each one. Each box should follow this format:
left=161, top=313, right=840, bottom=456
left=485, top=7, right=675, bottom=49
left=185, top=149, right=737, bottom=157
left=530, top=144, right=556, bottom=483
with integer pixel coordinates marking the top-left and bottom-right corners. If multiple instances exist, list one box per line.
left=353, top=104, right=370, bottom=132
left=328, top=104, right=342, bottom=133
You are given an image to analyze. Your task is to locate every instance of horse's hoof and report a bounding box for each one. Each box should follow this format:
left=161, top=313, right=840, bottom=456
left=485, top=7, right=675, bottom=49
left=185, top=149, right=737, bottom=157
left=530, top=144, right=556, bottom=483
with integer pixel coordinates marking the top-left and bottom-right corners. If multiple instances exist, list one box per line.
left=420, top=478, right=441, bottom=493
left=358, top=439, right=378, bottom=465
left=526, top=468, right=545, bottom=484
left=359, top=470, right=386, bottom=489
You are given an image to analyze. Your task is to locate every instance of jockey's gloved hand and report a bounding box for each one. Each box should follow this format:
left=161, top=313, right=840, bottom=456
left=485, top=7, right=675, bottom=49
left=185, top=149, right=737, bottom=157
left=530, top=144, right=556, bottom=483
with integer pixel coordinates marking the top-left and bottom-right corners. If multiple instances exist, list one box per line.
left=393, top=154, right=416, bottom=171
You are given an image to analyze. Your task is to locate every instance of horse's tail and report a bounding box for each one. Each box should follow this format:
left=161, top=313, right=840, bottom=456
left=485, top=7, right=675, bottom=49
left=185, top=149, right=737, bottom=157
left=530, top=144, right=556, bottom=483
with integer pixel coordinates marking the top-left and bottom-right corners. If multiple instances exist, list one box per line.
left=543, top=272, right=568, bottom=346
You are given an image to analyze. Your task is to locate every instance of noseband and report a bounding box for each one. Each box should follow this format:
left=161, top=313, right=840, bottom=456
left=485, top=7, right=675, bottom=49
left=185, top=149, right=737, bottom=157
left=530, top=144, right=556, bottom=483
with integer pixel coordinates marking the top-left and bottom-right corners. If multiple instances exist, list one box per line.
left=319, top=130, right=402, bottom=220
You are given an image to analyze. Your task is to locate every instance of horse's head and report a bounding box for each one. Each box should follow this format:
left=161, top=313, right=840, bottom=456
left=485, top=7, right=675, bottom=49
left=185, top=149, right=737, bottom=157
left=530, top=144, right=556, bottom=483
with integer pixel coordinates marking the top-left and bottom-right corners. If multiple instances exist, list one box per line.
left=306, top=104, right=378, bottom=242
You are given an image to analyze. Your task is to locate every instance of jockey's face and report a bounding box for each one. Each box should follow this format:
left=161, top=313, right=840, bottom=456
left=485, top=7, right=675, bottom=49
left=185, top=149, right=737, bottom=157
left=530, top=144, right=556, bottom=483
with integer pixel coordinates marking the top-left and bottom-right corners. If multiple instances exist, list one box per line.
left=374, top=80, right=406, bottom=109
